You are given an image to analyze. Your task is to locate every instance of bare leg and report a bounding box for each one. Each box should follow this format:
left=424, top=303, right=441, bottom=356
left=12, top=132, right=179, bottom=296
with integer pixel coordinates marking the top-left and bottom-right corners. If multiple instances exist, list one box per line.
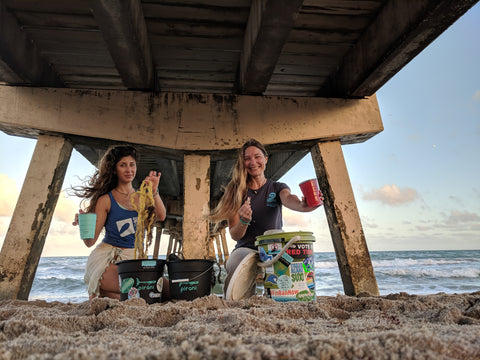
left=99, top=263, right=121, bottom=300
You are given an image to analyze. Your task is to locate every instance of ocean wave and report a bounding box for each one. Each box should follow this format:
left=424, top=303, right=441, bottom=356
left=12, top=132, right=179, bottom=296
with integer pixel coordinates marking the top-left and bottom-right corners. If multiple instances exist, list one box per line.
left=377, top=267, right=480, bottom=278
left=372, top=258, right=473, bottom=268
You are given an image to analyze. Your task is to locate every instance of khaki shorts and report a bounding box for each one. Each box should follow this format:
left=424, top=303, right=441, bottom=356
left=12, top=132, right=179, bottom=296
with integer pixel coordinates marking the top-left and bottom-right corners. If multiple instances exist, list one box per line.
left=84, top=242, right=134, bottom=297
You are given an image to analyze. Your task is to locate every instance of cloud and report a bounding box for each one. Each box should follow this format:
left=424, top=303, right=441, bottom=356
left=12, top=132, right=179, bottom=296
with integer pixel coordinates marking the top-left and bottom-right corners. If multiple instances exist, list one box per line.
left=360, top=215, right=378, bottom=229
left=362, top=184, right=419, bottom=206
left=408, top=133, right=422, bottom=143
left=416, top=225, right=432, bottom=231
left=54, top=191, right=80, bottom=224
left=473, top=90, right=480, bottom=103
left=446, top=210, right=480, bottom=226
left=283, top=208, right=311, bottom=228
left=0, top=174, right=19, bottom=216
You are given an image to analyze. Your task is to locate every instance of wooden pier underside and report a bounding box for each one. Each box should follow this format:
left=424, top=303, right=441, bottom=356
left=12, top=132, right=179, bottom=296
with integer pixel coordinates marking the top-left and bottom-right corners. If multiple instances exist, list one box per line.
left=0, top=87, right=381, bottom=298
left=1, top=0, right=477, bottom=300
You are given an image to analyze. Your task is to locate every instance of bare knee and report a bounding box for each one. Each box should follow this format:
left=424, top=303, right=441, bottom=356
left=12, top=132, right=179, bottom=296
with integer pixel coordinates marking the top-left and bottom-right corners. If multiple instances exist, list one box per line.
left=99, top=263, right=120, bottom=299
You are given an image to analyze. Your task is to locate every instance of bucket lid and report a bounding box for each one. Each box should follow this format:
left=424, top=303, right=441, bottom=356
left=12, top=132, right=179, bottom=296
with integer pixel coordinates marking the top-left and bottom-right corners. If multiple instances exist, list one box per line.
left=254, top=230, right=315, bottom=246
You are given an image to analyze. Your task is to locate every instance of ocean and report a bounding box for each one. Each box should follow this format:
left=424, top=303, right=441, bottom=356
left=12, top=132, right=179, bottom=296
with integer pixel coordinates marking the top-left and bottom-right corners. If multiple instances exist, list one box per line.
left=29, top=249, right=480, bottom=303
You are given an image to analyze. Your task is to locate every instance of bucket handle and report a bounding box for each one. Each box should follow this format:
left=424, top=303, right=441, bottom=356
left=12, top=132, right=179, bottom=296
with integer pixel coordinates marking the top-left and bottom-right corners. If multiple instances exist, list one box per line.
left=176, top=264, right=215, bottom=284
left=257, top=235, right=301, bottom=267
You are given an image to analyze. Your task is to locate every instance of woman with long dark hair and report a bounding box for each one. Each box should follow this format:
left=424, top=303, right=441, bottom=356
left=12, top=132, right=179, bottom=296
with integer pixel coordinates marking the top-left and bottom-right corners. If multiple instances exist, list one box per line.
left=73, top=145, right=166, bottom=299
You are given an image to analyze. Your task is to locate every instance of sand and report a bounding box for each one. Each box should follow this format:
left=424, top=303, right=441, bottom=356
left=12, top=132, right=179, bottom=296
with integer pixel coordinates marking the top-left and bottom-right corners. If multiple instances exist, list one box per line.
left=1, top=292, right=479, bottom=359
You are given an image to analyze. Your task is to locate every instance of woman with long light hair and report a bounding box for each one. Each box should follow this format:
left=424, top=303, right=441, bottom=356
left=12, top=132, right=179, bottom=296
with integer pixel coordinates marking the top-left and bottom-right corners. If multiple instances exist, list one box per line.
left=211, top=139, right=322, bottom=299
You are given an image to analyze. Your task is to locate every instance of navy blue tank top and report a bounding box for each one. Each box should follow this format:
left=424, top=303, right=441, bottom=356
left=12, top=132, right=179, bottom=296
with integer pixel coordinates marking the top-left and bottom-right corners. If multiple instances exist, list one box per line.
left=102, top=192, right=138, bottom=248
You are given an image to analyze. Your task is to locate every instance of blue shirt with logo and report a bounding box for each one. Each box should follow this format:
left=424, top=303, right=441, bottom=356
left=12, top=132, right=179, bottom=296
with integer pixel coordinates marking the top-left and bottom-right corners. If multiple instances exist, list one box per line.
left=102, top=192, right=138, bottom=248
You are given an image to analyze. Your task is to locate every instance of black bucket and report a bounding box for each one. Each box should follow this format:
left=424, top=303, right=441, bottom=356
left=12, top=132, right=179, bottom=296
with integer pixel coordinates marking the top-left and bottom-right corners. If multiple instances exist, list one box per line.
left=167, top=259, right=215, bottom=301
left=117, top=259, right=166, bottom=304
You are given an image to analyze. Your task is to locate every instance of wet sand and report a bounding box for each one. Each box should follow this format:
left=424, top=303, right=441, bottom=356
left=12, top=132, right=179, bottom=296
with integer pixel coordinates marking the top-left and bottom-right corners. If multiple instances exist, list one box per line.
left=1, top=292, right=479, bottom=359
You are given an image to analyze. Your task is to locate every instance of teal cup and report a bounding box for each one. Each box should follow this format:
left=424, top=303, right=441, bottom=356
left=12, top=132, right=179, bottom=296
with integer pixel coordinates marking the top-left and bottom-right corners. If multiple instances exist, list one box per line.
left=78, top=213, right=96, bottom=239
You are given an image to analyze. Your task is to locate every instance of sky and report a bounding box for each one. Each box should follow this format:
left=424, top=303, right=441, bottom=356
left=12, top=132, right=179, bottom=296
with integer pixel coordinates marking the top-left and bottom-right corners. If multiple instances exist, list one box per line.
left=1, top=4, right=479, bottom=257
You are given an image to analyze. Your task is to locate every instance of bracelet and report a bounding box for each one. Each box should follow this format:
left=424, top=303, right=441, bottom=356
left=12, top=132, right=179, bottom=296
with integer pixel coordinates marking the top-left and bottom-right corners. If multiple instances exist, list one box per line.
left=152, top=189, right=158, bottom=196
left=239, top=217, right=251, bottom=226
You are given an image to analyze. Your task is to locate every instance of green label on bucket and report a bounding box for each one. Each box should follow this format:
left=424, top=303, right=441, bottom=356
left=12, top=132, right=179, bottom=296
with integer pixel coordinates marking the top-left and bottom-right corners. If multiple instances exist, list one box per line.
left=121, top=278, right=134, bottom=293
left=141, top=260, right=157, bottom=267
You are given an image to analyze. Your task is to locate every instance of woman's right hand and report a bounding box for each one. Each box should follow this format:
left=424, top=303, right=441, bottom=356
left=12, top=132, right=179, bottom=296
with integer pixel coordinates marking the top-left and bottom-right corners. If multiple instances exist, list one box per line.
left=72, top=209, right=85, bottom=226
left=238, top=197, right=252, bottom=223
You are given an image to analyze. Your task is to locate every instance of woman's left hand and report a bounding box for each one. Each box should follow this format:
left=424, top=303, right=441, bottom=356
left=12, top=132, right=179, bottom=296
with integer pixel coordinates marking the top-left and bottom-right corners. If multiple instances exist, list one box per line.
left=145, top=170, right=161, bottom=193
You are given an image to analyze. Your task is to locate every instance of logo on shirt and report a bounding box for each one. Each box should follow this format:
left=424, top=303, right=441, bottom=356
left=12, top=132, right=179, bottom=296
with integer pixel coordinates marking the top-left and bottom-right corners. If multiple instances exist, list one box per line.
left=266, top=192, right=278, bottom=208
left=116, top=217, right=138, bottom=237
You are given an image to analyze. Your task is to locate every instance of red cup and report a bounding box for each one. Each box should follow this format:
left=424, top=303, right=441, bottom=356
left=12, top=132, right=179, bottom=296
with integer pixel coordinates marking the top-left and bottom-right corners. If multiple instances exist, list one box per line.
left=299, top=179, right=323, bottom=207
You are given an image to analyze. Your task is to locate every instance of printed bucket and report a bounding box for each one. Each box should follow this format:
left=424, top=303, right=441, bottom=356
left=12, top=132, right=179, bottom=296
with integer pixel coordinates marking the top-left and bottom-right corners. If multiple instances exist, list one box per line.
left=167, top=259, right=215, bottom=301
left=117, top=259, right=166, bottom=304
left=255, top=231, right=316, bottom=302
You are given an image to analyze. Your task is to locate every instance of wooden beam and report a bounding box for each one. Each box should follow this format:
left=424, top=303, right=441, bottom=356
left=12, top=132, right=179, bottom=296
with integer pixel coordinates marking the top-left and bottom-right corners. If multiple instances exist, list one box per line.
left=332, top=0, right=479, bottom=97
left=182, top=154, right=211, bottom=259
left=0, top=2, right=63, bottom=86
left=267, top=150, right=308, bottom=180
left=0, top=135, right=72, bottom=300
left=89, top=0, right=154, bottom=90
left=311, top=140, right=379, bottom=296
left=0, top=86, right=383, bottom=151
left=152, top=224, right=163, bottom=259
left=239, top=0, right=303, bottom=94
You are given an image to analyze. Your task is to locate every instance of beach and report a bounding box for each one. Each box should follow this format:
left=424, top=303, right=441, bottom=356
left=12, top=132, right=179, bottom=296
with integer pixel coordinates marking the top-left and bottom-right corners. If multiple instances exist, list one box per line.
left=1, top=292, right=479, bottom=359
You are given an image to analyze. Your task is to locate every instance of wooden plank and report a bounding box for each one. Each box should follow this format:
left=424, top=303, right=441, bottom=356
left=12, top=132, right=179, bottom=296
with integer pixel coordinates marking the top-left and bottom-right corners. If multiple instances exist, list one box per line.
left=156, top=70, right=235, bottom=82
left=22, top=28, right=104, bottom=44
left=89, top=0, right=154, bottom=90
left=220, top=228, right=230, bottom=262
left=301, top=0, right=384, bottom=16
left=265, top=83, right=321, bottom=93
left=263, top=89, right=318, bottom=97
left=62, top=75, right=123, bottom=84
left=54, top=65, right=120, bottom=76
left=272, top=64, right=334, bottom=77
left=155, top=59, right=237, bottom=72
left=334, top=0, right=479, bottom=96
left=311, top=140, right=379, bottom=296
left=282, top=42, right=352, bottom=57
left=268, top=73, right=328, bottom=85
left=14, top=12, right=97, bottom=29
left=0, top=2, right=63, bottom=86
left=150, top=35, right=243, bottom=50
left=0, top=135, right=72, bottom=300
left=47, top=54, right=115, bottom=67
left=294, top=13, right=371, bottom=31
left=147, top=21, right=245, bottom=38
left=214, top=235, right=224, bottom=265
left=142, top=0, right=251, bottom=7
left=288, top=28, right=359, bottom=44
left=153, top=48, right=240, bottom=62
left=4, top=0, right=91, bottom=14
left=239, top=0, right=304, bottom=94
left=157, top=79, right=233, bottom=89
left=153, top=225, right=163, bottom=259
left=0, top=87, right=384, bottom=150
left=142, top=3, right=250, bottom=23
left=276, top=54, right=339, bottom=67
